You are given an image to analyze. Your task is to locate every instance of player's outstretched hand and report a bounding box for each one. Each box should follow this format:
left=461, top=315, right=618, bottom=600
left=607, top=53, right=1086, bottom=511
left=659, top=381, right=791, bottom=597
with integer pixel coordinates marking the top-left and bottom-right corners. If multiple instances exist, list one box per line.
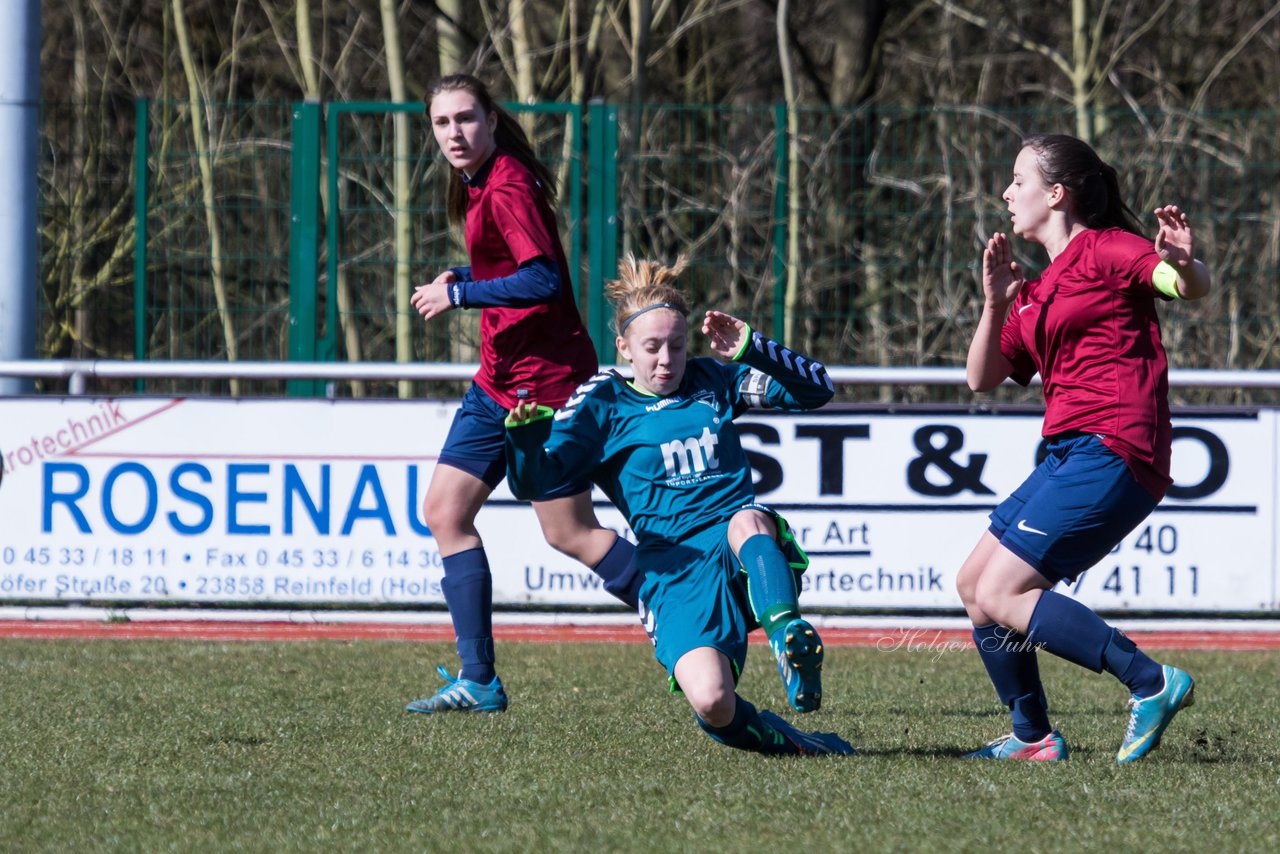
left=508, top=400, right=539, bottom=425
left=1153, top=205, right=1195, bottom=268
left=411, top=270, right=458, bottom=322
left=702, top=310, right=748, bottom=361
left=982, top=233, right=1024, bottom=309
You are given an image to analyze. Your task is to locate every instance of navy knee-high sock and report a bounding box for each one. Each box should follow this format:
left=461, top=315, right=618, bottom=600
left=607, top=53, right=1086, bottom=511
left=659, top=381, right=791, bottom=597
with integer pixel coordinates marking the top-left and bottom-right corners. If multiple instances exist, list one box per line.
left=1027, top=590, right=1164, bottom=697
left=973, top=623, right=1051, bottom=742
left=696, top=695, right=799, bottom=755
left=739, top=534, right=800, bottom=639
left=1101, top=629, right=1167, bottom=698
left=440, top=547, right=495, bottom=683
left=591, top=536, right=643, bottom=609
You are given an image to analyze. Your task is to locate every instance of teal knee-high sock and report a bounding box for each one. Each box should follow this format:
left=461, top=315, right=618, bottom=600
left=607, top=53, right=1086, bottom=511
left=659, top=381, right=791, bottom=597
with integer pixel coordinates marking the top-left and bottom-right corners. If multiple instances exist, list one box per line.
left=696, top=695, right=798, bottom=755
left=739, top=533, right=799, bottom=639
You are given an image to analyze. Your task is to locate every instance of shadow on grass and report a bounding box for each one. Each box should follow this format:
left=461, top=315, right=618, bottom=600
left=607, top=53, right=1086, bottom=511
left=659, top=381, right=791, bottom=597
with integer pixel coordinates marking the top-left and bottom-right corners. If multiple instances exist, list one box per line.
left=851, top=746, right=977, bottom=759
left=884, top=707, right=1007, bottom=719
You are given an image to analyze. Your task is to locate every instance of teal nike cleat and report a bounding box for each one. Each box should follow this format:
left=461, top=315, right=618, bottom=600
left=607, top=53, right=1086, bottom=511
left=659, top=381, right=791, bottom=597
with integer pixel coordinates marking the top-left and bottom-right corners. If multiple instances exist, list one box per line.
left=963, top=730, right=1068, bottom=761
left=770, top=618, right=824, bottom=713
left=757, top=710, right=856, bottom=756
left=406, top=665, right=509, bottom=714
left=1116, top=664, right=1195, bottom=764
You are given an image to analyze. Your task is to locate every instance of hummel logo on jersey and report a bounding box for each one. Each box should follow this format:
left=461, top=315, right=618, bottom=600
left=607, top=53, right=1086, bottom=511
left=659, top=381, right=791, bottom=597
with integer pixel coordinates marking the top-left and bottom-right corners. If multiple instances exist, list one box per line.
left=645, top=396, right=683, bottom=413
left=1016, top=519, right=1048, bottom=536
left=644, top=390, right=716, bottom=413
left=660, top=427, right=721, bottom=477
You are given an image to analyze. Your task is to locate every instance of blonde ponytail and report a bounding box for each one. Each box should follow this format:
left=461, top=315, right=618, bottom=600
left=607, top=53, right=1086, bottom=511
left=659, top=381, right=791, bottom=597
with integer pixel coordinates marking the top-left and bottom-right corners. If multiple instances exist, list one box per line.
left=607, top=255, right=691, bottom=335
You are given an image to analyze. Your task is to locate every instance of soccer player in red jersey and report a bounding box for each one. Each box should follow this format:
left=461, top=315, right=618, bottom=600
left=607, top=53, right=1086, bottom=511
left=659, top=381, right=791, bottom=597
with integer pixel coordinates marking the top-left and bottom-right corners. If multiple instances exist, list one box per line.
left=956, top=134, right=1210, bottom=762
left=406, top=75, right=640, bottom=714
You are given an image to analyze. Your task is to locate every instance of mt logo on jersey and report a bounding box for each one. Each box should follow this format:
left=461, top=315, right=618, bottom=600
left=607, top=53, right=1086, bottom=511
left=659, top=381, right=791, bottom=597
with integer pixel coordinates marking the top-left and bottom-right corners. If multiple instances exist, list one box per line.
left=660, top=427, right=721, bottom=479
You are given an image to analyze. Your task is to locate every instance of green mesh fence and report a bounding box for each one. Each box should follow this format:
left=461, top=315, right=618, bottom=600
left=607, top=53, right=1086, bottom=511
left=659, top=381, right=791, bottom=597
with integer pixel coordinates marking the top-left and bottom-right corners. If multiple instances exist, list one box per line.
left=34, top=101, right=1280, bottom=401
left=613, top=104, right=779, bottom=336
left=140, top=101, right=294, bottom=394
left=38, top=100, right=139, bottom=375
left=611, top=104, right=1280, bottom=404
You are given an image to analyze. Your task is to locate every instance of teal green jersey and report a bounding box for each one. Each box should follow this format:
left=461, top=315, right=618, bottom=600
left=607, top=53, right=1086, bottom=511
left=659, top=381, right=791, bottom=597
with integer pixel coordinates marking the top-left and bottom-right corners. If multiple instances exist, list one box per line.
left=506, top=329, right=834, bottom=546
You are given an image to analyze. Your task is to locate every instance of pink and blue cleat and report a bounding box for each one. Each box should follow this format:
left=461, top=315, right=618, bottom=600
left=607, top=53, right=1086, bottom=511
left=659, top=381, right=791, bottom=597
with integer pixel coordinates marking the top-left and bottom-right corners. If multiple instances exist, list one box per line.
left=964, top=730, right=1068, bottom=761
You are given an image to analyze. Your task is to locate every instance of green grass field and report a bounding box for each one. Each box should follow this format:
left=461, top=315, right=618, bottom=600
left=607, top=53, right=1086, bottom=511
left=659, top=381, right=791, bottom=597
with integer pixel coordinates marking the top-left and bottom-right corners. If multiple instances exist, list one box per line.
left=2, top=638, right=1277, bottom=851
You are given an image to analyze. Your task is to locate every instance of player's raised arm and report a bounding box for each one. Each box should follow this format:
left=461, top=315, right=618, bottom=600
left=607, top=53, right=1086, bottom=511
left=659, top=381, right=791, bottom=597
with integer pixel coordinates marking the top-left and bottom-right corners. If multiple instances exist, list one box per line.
left=967, top=232, right=1020, bottom=392
left=443, top=256, right=561, bottom=309
left=704, top=310, right=833, bottom=411
left=504, top=387, right=607, bottom=503
left=1151, top=205, right=1211, bottom=301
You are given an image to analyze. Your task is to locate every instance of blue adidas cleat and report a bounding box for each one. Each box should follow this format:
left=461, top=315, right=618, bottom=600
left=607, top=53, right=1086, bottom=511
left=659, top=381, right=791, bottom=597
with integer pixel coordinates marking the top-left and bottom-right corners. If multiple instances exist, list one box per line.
left=406, top=665, right=509, bottom=714
left=757, top=710, right=856, bottom=756
left=770, top=618, right=824, bottom=713
left=963, top=730, right=1068, bottom=761
left=1116, top=664, right=1195, bottom=764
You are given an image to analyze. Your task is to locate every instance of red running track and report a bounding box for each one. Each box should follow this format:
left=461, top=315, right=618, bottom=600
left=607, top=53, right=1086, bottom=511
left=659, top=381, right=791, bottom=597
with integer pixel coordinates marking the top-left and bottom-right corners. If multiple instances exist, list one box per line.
left=1, top=620, right=1278, bottom=650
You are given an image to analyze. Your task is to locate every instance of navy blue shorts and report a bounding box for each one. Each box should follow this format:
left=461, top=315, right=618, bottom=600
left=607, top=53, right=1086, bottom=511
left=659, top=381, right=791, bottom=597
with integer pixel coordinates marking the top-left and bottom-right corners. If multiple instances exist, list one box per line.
left=438, top=383, right=590, bottom=499
left=989, top=433, right=1158, bottom=584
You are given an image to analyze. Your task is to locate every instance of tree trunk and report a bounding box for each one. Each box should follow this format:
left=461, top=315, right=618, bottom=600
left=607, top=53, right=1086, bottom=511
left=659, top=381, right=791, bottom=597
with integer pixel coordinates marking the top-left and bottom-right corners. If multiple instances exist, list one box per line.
left=296, top=0, right=367, bottom=395
left=832, top=1, right=888, bottom=382
left=71, top=4, right=89, bottom=358
left=630, top=0, right=652, bottom=110
left=1071, top=0, right=1092, bottom=142
left=436, top=0, right=467, bottom=75
left=511, top=0, right=535, bottom=101
left=295, top=0, right=321, bottom=94
left=172, top=0, right=240, bottom=393
left=379, top=0, right=415, bottom=399
left=776, top=0, right=801, bottom=347
left=566, top=0, right=608, bottom=177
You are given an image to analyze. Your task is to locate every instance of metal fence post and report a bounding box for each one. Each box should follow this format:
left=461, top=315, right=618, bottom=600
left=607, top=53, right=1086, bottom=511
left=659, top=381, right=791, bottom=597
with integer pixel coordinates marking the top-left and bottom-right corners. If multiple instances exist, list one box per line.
left=504, top=102, right=586, bottom=321
left=322, top=104, right=341, bottom=365
left=321, top=101, right=425, bottom=371
left=587, top=99, right=618, bottom=365
left=567, top=102, right=584, bottom=314
left=288, top=100, right=322, bottom=396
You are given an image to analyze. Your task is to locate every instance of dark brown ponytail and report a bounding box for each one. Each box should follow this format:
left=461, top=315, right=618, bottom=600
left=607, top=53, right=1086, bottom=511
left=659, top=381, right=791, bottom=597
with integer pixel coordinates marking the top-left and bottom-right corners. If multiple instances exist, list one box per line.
left=427, top=74, right=558, bottom=226
left=1022, top=133, right=1144, bottom=236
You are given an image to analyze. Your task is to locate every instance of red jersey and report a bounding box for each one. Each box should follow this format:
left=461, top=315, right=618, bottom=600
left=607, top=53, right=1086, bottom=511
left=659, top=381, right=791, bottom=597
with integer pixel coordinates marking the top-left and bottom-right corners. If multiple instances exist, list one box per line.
left=463, top=150, right=597, bottom=409
left=999, top=228, right=1173, bottom=498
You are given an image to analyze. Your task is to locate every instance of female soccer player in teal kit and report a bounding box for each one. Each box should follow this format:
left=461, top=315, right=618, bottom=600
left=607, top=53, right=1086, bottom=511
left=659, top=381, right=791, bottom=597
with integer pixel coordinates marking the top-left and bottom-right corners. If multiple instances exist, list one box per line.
left=957, top=133, right=1209, bottom=763
left=505, top=256, right=854, bottom=757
